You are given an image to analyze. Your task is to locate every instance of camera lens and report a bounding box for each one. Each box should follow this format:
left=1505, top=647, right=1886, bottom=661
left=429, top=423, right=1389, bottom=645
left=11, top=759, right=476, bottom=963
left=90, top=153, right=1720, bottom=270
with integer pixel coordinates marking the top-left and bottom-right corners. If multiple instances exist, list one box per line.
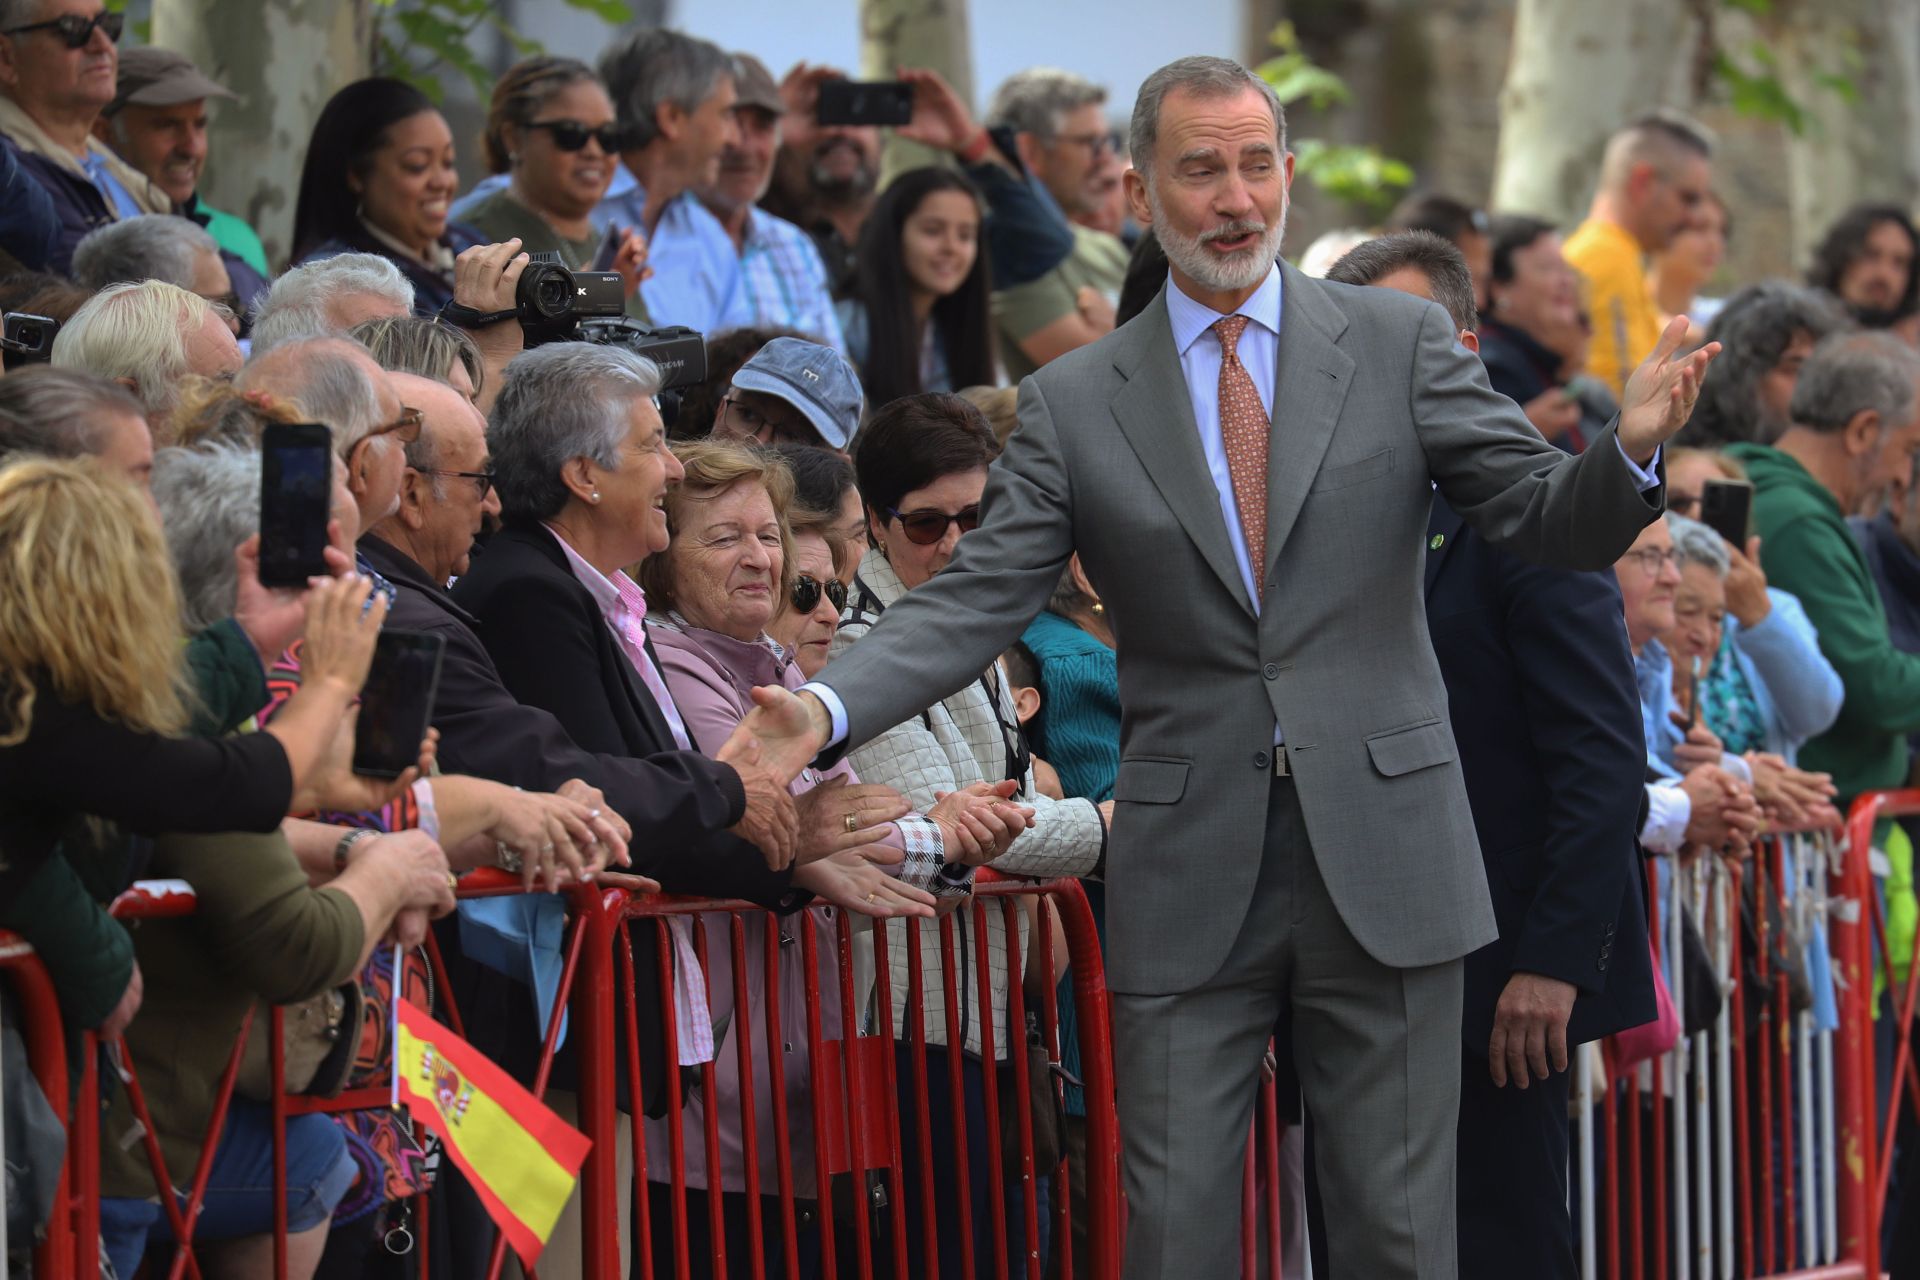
left=515, top=261, right=576, bottom=323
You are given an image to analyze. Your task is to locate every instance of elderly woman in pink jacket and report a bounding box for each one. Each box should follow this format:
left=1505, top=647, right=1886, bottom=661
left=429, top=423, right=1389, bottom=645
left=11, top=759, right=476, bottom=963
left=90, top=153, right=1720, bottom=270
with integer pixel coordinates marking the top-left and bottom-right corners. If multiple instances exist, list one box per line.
left=637, top=439, right=1028, bottom=1278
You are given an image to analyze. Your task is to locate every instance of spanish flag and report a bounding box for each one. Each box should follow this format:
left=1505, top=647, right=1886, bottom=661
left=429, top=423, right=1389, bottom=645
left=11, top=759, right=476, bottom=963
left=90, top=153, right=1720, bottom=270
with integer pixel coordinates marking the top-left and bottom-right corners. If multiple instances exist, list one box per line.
left=394, top=998, right=590, bottom=1266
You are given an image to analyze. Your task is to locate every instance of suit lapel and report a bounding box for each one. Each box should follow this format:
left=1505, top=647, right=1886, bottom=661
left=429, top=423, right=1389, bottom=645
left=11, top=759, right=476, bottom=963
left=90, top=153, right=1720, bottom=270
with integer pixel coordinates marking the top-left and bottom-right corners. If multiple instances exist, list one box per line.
left=1263, top=264, right=1355, bottom=583
left=1424, top=496, right=1465, bottom=598
left=1109, top=295, right=1257, bottom=619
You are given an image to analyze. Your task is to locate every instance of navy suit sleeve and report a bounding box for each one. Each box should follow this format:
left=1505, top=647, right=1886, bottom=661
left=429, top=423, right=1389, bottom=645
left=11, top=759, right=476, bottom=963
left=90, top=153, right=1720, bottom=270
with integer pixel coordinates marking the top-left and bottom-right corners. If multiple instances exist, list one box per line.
left=0, top=143, right=59, bottom=272
left=1497, top=555, right=1648, bottom=994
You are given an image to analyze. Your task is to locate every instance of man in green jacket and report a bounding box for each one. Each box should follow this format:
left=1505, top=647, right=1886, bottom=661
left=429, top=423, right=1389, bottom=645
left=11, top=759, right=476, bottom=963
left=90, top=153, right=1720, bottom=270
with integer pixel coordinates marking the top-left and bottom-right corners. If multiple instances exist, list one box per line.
left=1728, top=330, right=1920, bottom=798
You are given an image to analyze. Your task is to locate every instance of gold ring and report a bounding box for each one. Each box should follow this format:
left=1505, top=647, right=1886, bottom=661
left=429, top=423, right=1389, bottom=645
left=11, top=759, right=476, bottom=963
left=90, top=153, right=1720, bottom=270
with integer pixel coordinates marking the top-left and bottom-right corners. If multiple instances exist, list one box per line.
left=447, top=873, right=459, bottom=894
left=844, top=813, right=860, bottom=834
left=866, top=891, right=877, bottom=903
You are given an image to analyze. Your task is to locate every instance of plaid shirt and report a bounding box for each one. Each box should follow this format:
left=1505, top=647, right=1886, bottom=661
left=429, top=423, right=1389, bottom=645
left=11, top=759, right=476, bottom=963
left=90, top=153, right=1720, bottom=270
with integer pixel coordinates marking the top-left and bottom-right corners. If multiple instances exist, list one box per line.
left=737, top=208, right=848, bottom=355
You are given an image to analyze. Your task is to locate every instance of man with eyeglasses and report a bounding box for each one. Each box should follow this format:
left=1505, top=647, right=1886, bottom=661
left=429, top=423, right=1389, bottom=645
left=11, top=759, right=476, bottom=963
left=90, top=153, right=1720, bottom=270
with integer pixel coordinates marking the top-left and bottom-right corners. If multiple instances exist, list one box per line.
left=369, top=374, right=500, bottom=586
left=985, top=67, right=1130, bottom=381
left=0, top=0, right=171, bottom=274
left=709, top=335, right=862, bottom=454
left=1565, top=111, right=1715, bottom=399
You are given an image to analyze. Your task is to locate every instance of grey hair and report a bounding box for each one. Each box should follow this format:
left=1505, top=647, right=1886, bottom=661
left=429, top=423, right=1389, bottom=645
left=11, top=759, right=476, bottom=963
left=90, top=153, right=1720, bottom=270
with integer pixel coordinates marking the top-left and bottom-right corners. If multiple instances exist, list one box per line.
left=1789, top=330, right=1920, bottom=435
left=1129, top=56, right=1285, bottom=182
left=350, top=314, right=485, bottom=399
left=598, top=29, right=732, bottom=152
left=249, top=253, right=415, bottom=354
left=50, top=279, right=213, bottom=421
left=1665, top=512, right=1730, bottom=579
left=234, top=337, right=384, bottom=458
left=1679, top=282, right=1854, bottom=447
left=0, top=1, right=44, bottom=32
left=70, top=216, right=222, bottom=293
left=489, top=343, right=663, bottom=523
left=151, top=443, right=263, bottom=633
left=987, top=68, right=1107, bottom=141
left=0, top=366, right=145, bottom=464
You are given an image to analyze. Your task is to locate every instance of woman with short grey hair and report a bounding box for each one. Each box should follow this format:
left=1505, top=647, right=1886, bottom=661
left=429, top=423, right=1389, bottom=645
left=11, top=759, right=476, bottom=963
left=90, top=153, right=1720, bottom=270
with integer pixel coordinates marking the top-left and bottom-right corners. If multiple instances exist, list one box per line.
left=485, top=341, right=663, bottom=526
left=350, top=314, right=485, bottom=403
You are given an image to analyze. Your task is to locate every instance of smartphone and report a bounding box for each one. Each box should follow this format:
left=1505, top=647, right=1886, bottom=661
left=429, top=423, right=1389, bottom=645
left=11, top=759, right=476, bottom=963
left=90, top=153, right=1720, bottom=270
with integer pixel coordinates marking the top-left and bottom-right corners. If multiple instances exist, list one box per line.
left=258, top=422, right=335, bottom=588
left=589, top=221, right=625, bottom=272
left=816, top=80, right=914, bottom=127
left=353, top=630, right=446, bottom=778
left=1699, top=477, right=1753, bottom=548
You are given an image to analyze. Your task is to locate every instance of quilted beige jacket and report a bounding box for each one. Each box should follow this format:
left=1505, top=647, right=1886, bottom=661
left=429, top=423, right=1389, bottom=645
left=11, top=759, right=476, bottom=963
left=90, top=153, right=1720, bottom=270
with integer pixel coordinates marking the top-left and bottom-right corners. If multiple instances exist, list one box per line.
left=833, top=553, right=1104, bottom=1057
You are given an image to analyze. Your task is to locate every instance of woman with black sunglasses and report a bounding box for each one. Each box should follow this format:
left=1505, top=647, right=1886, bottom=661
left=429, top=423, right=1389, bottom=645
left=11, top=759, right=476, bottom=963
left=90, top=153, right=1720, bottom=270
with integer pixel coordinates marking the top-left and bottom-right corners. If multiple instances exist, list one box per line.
left=459, top=56, right=650, bottom=315
left=835, top=393, right=1108, bottom=1277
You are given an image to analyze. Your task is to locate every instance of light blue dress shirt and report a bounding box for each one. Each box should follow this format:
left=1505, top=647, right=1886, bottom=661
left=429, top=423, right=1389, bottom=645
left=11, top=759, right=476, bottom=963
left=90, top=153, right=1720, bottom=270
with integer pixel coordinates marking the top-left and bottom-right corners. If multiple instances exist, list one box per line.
left=806, top=265, right=1663, bottom=747
left=594, top=175, right=752, bottom=334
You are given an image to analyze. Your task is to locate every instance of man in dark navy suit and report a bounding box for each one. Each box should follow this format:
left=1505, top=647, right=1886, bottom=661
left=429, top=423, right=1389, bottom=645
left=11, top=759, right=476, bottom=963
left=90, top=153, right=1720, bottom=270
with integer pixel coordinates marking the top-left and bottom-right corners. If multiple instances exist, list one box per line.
left=1325, top=233, right=1658, bottom=1278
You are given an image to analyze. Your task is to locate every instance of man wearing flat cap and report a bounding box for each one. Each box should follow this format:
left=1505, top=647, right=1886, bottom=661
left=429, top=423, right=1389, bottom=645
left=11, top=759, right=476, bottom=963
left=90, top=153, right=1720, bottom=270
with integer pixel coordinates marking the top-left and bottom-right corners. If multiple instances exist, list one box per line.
left=96, top=45, right=269, bottom=311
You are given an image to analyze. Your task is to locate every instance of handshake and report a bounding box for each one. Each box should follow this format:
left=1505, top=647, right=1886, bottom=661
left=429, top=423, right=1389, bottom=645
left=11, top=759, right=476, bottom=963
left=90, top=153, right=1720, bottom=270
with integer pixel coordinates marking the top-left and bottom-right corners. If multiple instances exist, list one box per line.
left=712, top=686, right=1037, bottom=918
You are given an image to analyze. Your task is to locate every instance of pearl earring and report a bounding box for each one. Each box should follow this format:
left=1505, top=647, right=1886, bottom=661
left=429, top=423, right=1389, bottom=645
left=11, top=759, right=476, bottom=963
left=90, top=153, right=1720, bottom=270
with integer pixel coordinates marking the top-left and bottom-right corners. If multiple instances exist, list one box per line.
left=590, top=491, right=601, bottom=503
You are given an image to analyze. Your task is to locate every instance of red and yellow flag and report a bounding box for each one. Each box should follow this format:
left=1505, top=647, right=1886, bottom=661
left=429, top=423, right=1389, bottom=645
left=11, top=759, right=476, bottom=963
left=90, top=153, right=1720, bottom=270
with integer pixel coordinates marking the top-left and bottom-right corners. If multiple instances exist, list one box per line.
left=393, top=998, right=590, bottom=1266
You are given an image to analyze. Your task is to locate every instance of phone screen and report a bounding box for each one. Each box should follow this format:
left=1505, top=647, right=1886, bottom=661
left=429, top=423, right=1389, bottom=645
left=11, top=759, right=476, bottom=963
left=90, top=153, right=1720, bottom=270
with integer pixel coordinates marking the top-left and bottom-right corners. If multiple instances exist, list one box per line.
left=259, top=423, right=334, bottom=588
left=353, top=630, right=446, bottom=778
left=816, top=80, right=915, bottom=127
left=1699, top=478, right=1753, bottom=549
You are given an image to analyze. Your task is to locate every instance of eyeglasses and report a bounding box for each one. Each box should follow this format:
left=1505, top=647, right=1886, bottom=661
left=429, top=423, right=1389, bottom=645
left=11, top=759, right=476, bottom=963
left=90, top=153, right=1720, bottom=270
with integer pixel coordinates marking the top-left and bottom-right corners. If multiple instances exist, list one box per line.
left=2, top=9, right=122, bottom=46
left=1623, top=547, right=1685, bottom=576
left=886, top=503, right=980, bottom=545
left=1054, top=131, right=1115, bottom=158
left=790, top=574, right=849, bottom=615
left=415, top=467, right=495, bottom=498
left=721, top=396, right=817, bottom=446
left=371, top=407, right=424, bottom=445
left=525, top=119, right=623, bottom=154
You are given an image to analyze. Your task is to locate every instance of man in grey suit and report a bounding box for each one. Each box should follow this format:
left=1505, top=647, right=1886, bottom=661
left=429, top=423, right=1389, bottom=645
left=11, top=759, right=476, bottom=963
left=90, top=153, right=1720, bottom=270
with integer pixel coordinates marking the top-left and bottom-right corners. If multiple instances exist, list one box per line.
left=740, top=56, right=1718, bottom=1279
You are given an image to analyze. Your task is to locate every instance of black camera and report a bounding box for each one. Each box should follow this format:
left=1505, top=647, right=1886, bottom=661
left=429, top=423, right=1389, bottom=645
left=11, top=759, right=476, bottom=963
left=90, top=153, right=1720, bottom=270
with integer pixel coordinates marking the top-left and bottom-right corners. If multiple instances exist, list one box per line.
left=513, top=254, right=708, bottom=425
left=1, top=312, right=57, bottom=370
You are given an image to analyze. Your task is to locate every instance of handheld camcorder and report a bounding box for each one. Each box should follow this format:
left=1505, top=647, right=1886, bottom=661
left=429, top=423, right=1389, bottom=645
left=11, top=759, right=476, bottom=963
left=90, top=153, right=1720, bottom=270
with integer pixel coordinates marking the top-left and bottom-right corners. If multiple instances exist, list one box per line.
left=514, top=254, right=707, bottom=426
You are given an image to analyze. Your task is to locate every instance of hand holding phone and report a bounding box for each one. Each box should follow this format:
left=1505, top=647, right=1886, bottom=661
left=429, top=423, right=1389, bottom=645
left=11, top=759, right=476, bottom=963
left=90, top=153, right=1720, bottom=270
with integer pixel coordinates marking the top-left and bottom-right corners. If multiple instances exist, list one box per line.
left=1699, top=478, right=1753, bottom=548
left=816, top=79, right=914, bottom=127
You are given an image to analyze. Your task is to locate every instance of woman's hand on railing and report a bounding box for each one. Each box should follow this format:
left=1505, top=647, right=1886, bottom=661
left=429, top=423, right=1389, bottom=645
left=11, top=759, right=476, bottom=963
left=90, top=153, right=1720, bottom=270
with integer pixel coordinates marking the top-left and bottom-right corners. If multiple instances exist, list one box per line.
left=99, top=959, right=143, bottom=1040
left=489, top=782, right=630, bottom=891
left=795, top=849, right=938, bottom=919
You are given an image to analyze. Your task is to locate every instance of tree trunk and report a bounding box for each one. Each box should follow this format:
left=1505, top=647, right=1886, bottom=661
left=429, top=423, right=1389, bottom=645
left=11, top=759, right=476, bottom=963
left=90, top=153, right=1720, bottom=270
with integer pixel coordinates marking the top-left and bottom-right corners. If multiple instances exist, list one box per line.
left=151, top=0, right=374, bottom=271
left=1771, top=0, right=1920, bottom=268
left=858, top=0, right=972, bottom=181
left=1491, top=0, right=1694, bottom=223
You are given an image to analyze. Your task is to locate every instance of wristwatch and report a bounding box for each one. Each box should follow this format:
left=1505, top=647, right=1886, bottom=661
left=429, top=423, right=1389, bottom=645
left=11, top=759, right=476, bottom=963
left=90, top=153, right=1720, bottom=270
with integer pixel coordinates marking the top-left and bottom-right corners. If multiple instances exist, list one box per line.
left=333, top=827, right=379, bottom=874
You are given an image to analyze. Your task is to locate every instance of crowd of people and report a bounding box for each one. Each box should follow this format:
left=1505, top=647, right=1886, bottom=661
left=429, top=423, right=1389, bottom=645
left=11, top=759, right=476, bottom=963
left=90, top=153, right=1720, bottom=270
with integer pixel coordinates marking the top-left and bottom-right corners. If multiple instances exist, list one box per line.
left=6, top=1, right=1920, bottom=1277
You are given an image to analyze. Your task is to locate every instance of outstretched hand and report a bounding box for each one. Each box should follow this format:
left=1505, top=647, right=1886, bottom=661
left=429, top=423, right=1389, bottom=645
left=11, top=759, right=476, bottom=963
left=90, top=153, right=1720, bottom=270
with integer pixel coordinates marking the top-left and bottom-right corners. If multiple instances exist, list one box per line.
left=1618, top=315, right=1721, bottom=464
left=730, top=685, right=830, bottom=786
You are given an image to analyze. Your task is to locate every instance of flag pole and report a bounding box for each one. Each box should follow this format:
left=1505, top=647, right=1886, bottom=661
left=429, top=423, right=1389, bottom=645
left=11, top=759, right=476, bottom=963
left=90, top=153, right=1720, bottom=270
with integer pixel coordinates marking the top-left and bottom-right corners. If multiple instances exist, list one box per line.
left=391, top=941, right=403, bottom=1112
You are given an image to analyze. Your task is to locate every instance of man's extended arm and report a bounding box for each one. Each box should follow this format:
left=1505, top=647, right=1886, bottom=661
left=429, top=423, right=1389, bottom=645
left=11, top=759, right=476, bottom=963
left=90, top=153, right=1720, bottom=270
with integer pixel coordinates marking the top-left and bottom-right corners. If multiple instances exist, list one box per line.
left=748, top=375, right=1078, bottom=780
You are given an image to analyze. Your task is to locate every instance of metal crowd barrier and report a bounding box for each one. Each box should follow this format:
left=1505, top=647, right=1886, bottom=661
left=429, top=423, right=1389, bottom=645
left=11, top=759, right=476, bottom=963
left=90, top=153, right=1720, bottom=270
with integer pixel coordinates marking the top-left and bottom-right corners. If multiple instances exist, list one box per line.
left=1563, top=828, right=1874, bottom=1280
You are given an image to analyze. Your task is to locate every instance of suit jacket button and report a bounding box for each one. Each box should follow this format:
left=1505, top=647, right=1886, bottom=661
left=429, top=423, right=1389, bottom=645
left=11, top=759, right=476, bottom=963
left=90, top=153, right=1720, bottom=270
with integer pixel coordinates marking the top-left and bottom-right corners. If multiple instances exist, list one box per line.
left=1253, top=751, right=1270, bottom=770
left=1263, top=662, right=1280, bottom=680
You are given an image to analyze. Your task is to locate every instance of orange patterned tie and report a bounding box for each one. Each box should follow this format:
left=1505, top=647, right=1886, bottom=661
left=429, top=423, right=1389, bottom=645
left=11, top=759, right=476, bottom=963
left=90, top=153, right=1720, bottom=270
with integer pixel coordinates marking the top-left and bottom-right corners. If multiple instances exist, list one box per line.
left=1213, top=315, right=1267, bottom=601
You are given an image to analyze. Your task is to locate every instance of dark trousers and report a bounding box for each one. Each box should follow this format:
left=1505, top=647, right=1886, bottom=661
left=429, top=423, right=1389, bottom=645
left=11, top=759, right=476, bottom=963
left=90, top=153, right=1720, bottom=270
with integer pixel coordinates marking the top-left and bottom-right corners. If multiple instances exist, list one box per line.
left=642, top=1180, right=823, bottom=1280
left=1457, top=1049, right=1576, bottom=1279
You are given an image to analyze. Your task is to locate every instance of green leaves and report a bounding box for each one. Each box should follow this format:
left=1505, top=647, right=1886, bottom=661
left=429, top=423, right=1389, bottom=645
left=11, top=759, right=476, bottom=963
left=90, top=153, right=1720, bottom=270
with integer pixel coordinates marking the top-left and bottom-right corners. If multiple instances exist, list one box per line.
left=1254, top=20, right=1411, bottom=215
left=372, top=0, right=635, bottom=101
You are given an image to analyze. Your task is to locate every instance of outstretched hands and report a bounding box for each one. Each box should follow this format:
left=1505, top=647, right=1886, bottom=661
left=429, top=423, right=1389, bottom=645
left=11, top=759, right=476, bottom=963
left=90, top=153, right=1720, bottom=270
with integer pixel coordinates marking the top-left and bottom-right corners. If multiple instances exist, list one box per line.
left=1618, top=316, right=1721, bottom=464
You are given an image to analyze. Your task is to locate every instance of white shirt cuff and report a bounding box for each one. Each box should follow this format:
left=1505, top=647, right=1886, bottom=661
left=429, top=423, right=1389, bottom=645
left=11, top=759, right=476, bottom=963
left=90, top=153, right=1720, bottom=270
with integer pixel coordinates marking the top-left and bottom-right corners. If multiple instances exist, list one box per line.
left=1615, top=437, right=1663, bottom=490
left=1720, top=752, right=1753, bottom=784
left=1642, top=782, right=1691, bottom=855
left=798, top=680, right=850, bottom=748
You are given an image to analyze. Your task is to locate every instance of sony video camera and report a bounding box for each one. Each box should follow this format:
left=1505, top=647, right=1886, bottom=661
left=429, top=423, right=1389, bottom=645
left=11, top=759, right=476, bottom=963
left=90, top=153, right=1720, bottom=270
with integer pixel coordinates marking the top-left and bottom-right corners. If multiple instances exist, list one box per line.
left=513, top=254, right=707, bottom=426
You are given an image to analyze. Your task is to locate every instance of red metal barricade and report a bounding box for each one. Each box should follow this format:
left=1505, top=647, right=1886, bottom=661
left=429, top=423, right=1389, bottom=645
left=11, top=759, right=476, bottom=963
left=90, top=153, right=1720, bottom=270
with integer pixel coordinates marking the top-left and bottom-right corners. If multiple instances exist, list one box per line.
left=1561, top=828, right=1876, bottom=1280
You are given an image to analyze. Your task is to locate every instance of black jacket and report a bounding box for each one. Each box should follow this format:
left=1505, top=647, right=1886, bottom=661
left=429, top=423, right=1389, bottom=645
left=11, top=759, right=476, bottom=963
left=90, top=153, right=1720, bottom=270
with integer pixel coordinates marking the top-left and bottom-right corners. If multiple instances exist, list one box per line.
left=361, top=532, right=797, bottom=1113
left=1424, top=499, right=1656, bottom=1053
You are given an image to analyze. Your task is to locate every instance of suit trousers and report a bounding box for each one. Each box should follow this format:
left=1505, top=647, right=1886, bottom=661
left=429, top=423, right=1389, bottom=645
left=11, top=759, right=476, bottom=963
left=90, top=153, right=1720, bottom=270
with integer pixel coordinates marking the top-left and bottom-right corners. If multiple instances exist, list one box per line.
left=1113, top=775, right=1464, bottom=1279
left=1456, top=1051, right=1575, bottom=1279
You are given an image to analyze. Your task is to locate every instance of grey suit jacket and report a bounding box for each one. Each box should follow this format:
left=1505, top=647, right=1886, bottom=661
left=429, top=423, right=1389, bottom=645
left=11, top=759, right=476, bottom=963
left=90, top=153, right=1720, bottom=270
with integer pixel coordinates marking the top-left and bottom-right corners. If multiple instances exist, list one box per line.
left=816, top=264, right=1663, bottom=994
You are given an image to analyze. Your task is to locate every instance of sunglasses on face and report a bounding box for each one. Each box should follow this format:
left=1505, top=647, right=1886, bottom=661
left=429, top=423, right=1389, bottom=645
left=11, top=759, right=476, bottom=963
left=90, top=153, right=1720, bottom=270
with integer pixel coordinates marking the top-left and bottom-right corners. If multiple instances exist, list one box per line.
left=3, top=9, right=122, bottom=46
left=791, top=574, right=848, bottom=615
left=526, top=119, right=623, bottom=154
left=887, top=504, right=980, bottom=546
